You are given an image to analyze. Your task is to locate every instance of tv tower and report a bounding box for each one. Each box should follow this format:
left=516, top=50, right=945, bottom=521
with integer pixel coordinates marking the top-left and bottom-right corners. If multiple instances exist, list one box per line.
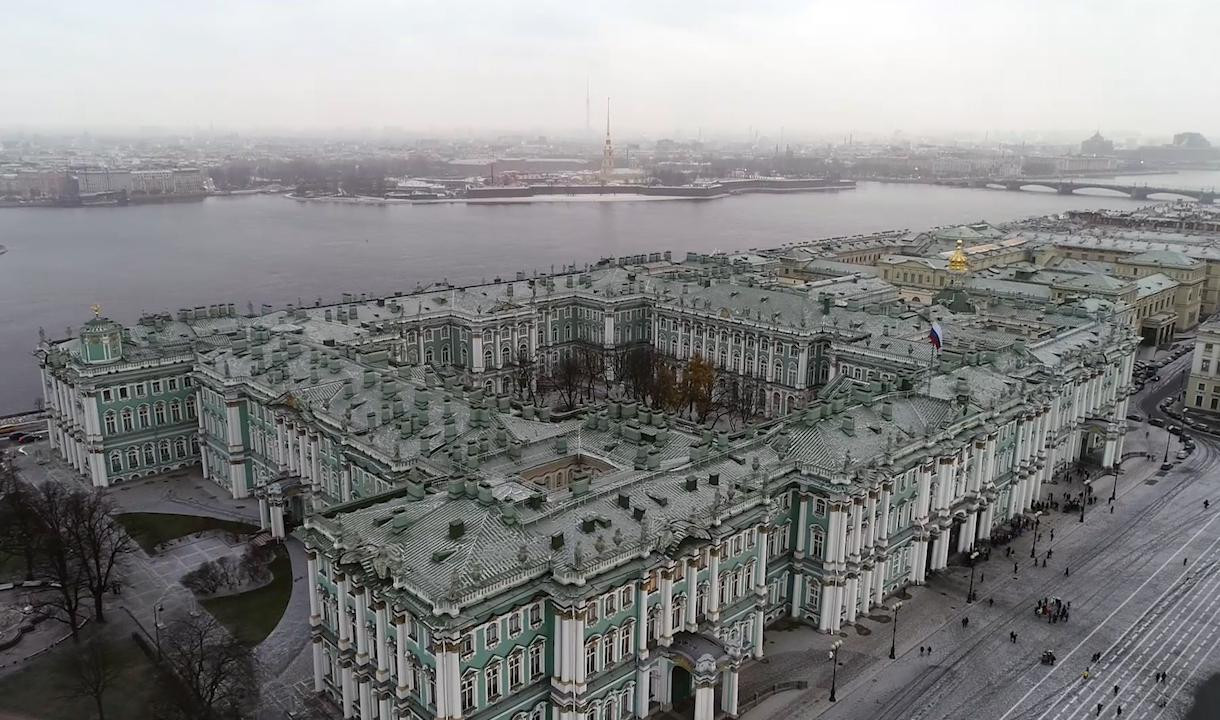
left=600, top=98, right=614, bottom=185
left=585, top=76, right=591, bottom=135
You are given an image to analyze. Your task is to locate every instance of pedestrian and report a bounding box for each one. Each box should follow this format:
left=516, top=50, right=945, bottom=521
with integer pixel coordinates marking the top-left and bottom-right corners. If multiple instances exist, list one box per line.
left=989, top=598, right=994, bottom=607
left=1117, top=706, right=1122, bottom=718
left=1065, top=567, right=1070, bottom=577
left=1050, top=529, right=1055, bottom=541
left=1043, top=558, right=1048, bottom=568
left=1014, top=562, right=1019, bottom=574
left=962, top=617, right=969, bottom=629
left=1096, top=702, right=1103, bottom=716
left=1047, top=549, right=1054, bottom=560
left=1205, top=500, right=1210, bottom=510
left=980, top=571, right=985, bottom=583
left=1114, top=684, right=1119, bottom=696
left=927, top=645, right=932, bottom=654
left=1185, top=557, right=1189, bottom=566
left=920, top=646, right=925, bottom=656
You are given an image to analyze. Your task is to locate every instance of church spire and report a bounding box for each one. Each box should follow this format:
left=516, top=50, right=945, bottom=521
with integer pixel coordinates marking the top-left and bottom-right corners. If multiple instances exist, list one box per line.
left=601, top=97, right=614, bottom=185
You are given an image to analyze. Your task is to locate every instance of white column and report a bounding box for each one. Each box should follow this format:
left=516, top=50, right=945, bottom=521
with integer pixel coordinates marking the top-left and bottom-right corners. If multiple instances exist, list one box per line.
left=341, top=663, right=355, bottom=718
left=337, top=574, right=352, bottom=650
left=307, top=552, right=322, bottom=623
left=660, top=567, right=675, bottom=645
left=694, top=684, right=715, bottom=720
left=635, top=662, right=652, bottom=717
left=708, top=548, right=721, bottom=623
left=312, top=641, right=324, bottom=692
left=375, top=602, right=390, bottom=680
left=354, top=587, right=370, bottom=663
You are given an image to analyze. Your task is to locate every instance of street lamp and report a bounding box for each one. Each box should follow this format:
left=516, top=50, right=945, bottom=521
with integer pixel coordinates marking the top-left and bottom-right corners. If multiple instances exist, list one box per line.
left=1080, top=480, right=1090, bottom=523
left=889, top=602, right=903, bottom=659
left=1163, top=432, right=1173, bottom=465
left=1110, top=464, right=1121, bottom=503
left=153, top=602, right=165, bottom=659
left=828, top=639, right=843, bottom=702
left=967, top=551, right=980, bottom=603
left=1030, top=511, right=1043, bottom=559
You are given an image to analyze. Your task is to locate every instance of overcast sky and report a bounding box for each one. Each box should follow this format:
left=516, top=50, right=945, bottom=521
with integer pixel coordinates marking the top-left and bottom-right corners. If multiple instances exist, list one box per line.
left=4, top=0, right=1218, bottom=140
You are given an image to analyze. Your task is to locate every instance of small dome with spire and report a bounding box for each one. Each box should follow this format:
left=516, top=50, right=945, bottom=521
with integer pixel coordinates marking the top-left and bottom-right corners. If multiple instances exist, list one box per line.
left=78, top=305, right=124, bottom=364
left=948, top=238, right=969, bottom=275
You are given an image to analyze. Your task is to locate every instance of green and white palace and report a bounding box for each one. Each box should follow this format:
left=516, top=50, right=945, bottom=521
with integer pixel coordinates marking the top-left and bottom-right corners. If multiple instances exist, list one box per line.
left=37, top=253, right=1138, bottom=720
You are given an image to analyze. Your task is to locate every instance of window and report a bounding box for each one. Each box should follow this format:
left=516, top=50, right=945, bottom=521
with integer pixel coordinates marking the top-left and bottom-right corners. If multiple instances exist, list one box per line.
left=621, top=587, right=634, bottom=610
left=118, top=386, right=129, bottom=400
left=461, top=671, right=477, bottom=712
left=183, top=376, right=193, bottom=388
left=185, top=395, right=196, bottom=419
left=154, top=402, right=166, bottom=425
left=170, top=400, right=182, bottom=422
left=815, top=499, right=827, bottom=516
left=486, top=662, right=502, bottom=701
left=159, top=439, right=171, bottom=461
left=121, top=408, right=134, bottom=432
left=485, top=622, right=500, bottom=649
left=101, top=388, right=113, bottom=402
left=620, top=620, right=634, bottom=657
left=812, top=529, right=825, bottom=559
left=508, top=651, right=523, bottom=689
left=134, top=383, right=146, bottom=398
left=151, top=380, right=162, bottom=394
left=109, top=452, right=122, bottom=473
left=104, top=411, right=116, bottom=435
left=168, top=378, right=179, bottom=391
left=460, top=634, right=474, bottom=658
left=529, top=641, right=544, bottom=677
left=585, top=638, right=599, bottom=675
left=509, top=612, right=522, bottom=637
left=126, top=447, right=139, bottom=468
left=605, top=593, right=617, bottom=616
left=587, top=600, right=599, bottom=625
left=174, top=437, right=186, bottom=458
left=528, top=603, right=542, bottom=628
left=604, top=629, right=617, bottom=666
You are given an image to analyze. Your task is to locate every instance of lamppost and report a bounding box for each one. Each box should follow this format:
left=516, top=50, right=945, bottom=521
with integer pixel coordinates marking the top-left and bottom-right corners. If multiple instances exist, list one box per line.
left=1080, top=480, right=1090, bottom=523
left=889, top=601, right=903, bottom=659
left=1110, top=464, right=1121, bottom=503
left=967, top=551, right=980, bottom=602
left=153, top=602, right=165, bottom=659
left=1163, top=432, right=1172, bottom=465
left=1029, top=511, right=1043, bottom=559
left=829, top=640, right=843, bottom=702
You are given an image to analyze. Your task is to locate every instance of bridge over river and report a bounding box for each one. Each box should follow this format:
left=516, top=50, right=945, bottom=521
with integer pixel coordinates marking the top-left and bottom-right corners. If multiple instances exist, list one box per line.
left=940, top=177, right=1216, bottom=203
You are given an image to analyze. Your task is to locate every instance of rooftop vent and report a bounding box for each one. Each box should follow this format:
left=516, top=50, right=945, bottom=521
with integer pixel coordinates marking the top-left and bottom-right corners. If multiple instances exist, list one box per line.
left=448, top=519, right=465, bottom=540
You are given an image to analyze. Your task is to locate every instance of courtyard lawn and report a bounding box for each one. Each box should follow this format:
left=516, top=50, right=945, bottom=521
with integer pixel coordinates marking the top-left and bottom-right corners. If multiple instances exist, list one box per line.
left=202, top=545, right=292, bottom=646
left=0, top=629, right=158, bottom=720
left=116, top=512, right=259, bottom=555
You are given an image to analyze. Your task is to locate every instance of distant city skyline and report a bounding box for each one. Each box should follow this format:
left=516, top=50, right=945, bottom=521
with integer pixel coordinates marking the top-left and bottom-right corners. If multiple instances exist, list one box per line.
left=3, top=1, right=1219, bottom=139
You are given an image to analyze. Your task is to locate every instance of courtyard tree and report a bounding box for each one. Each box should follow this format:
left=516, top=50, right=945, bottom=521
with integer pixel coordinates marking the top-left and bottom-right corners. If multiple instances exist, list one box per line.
left=155, top=613, right=259, bottom=720
left=25, top=482, right=89, bottom=641
left=60, top=639, right=122, bottom=720
left=0, top=465, right=40, bottom=581
left=67, top=489, right=134, bottom=623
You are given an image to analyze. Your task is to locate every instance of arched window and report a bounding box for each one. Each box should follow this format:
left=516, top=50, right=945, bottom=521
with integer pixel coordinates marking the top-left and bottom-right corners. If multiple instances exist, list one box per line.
left=501, top=346, right=511, bottom=365
left=104, top=411, right=117, bottom=435
left=585, top=638, right=599, bottom=675
left=142, top=444, right=155, bottom=466
left=811, top=528, right=825, bottom=559
left=185, top=395, right=196, bottom=419
left=159, top=439, right=171, bottom=461
left=154, top=402, right=166, bottom=425
left=109, top=452, right=122, bottom=473
left=424, top=349, right=433, bottom=364
left=603, top=629, right=617, bottom=665
left=138, top=404, right=150, bottom=428
left=621, top=620, right=634, bottom=657
left=174, top=437, right=187, bottom=458
left=483, top=348, right=494, bottom=367
left=121, top=408, right=134, bottom=432
left=126, top=447, right=139, bottom=467
left=441, top=346, right=451, bottom=365
left=169, top=400, right=182, bottom=422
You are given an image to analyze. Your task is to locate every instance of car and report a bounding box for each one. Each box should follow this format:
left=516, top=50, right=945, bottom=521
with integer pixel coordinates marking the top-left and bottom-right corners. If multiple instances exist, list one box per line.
left=1126, top=414, right=1144, bottom=422
left=1149, top=418, right=1166, bottom=427
left=1168, top=425, right=1183, bottom=435
left=1161, top=462, right=1175, bottom=471
left=6, top=432, right=25, bottom=442
left=16, top=433, right=45, bottom=444
left=1177, top=450, right=1190, bottom=460
left=1152, top=375, right=1162, bottom=382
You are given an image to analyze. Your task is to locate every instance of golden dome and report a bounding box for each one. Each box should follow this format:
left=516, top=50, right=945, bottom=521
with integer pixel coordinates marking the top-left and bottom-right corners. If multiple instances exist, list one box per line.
left=949, top=238, right=969, bottom=274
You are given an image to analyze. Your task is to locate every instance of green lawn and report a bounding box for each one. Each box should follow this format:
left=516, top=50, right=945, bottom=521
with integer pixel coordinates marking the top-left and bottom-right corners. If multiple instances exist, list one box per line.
left=0, top=629, right=158, bottom=720
left=115, top=512, right=259, bottom=554
left=202, top=545, right=292, bottom=646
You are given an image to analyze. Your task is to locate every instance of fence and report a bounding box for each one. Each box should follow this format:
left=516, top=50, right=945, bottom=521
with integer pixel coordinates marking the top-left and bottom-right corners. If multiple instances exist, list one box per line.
left=737, top=680, right=810, bottom=714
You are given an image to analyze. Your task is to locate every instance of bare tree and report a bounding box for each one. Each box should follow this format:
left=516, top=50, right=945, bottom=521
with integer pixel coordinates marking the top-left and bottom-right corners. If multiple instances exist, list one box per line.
left=512, top=348, right=538, bottom=403
left=67, top=489, right=133, bottom=623
left=0, top=466, right=40, bottom=581
left=155, top=613, right=258, bottom=720
left=551, top=353, right=584, bottom=410
left=60, top=639, right=122, bottom=720
left=26, top=482, right=88, bottom=641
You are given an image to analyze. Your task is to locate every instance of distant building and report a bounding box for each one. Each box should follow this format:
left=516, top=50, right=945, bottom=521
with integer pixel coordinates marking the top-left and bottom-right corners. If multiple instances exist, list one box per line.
left=1187, top=318, right=1220, bottom=414
left=1081, top=131, right=1115, bottom=156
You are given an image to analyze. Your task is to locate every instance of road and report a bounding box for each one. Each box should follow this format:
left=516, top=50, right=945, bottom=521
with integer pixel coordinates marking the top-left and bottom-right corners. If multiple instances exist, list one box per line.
left=812, top=350, right=1220, bottom=720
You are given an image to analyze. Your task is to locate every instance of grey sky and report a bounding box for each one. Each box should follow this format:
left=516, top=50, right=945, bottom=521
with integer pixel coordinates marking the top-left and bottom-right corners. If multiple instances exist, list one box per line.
left=4, top=0, right=1218, bottom=139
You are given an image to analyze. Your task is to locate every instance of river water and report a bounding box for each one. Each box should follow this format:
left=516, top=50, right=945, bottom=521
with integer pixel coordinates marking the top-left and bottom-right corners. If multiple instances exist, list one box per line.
left=1, top=173, right=1218, bottom=414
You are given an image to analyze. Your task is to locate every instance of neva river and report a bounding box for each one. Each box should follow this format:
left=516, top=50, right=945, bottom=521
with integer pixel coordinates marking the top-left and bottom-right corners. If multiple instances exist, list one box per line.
left=1, top=174, right=1217, bottom=414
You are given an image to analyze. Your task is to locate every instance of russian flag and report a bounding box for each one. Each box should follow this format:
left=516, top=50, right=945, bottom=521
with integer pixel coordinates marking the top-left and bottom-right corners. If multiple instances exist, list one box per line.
left=928, top=321, right=943, bottom=351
